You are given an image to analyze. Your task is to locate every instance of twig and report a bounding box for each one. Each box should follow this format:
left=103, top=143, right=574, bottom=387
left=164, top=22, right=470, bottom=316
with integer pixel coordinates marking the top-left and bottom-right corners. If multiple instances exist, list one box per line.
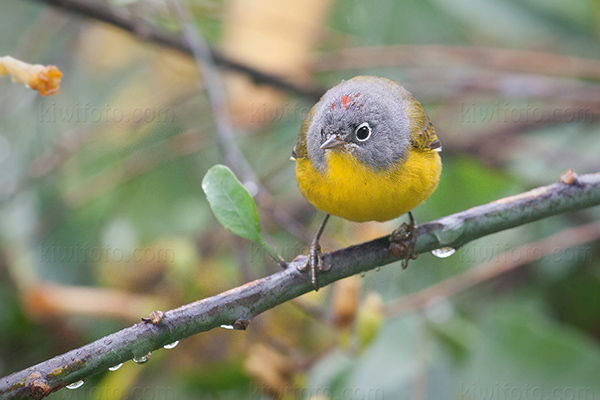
left=2, top=171, right=600, bottom=399
left=315, top=45, right=600, bottom=81
left=314, top=45, right=600, bottom=111
left=64, top=128, right=205, bottom=207
left=32, top=0, right=323, bottom=101
left=439, top=118, right=564, bottom=169
left=386, top=219, right=600, bottom=318
left=168, top=0, right=314, bottom=245
left=168, top=0, right=256, bottom=184
left=1, top=129, right=88, bottom=203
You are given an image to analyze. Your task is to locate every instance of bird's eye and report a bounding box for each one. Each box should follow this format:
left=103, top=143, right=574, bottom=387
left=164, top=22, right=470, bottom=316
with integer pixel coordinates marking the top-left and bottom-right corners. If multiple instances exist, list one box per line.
left=355, top=122, right=371, bottom=142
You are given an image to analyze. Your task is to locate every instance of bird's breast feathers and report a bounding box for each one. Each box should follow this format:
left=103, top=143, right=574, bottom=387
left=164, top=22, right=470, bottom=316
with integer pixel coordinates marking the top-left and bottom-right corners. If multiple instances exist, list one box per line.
left=296, top=148, right=441, bottom=222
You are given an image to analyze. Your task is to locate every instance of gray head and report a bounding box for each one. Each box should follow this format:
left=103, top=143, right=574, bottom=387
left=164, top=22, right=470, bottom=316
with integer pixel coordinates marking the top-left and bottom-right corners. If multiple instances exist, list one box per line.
left=305, top=76, right=415, bottom=172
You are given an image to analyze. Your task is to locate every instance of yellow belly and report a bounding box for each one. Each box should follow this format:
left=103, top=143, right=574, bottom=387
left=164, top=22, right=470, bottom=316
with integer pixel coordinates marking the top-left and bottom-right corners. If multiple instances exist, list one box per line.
left=296, top=150, right=441, bottom=222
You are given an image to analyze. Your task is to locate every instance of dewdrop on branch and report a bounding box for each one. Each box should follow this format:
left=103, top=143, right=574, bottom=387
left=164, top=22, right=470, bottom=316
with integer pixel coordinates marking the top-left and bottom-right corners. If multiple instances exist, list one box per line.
left=0, top=56, right=62, bottom=96
left=133, top=352, right=152, bottom=364
left=108, top=363, right=123, bottom=371
left=66, top=380, right=84, bottom=390
left=431, top=247, right=456, bottom=258
left=163, top=341, right=179, bottom=349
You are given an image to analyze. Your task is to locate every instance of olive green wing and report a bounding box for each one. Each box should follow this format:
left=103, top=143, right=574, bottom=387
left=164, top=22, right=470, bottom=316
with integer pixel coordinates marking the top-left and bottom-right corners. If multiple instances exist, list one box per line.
left=407, top=98, right=441, bottom=153
left=292, top=105, right=316, bottom=160
left=411, top=116, right=441, bottom=152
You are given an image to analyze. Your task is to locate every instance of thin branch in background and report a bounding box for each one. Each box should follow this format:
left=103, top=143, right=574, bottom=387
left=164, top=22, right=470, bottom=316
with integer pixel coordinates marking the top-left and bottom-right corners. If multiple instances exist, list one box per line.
left=439, top=118, right=567, bottom=169
left=402, top=68, right=600, bottom=110
left=436, top=71, right=600, bottom=108
left=313, top=45, right=600, bottom=111
left=168, top=0, right=255, bottom=184
left=168, top=0, right=315, bottom=245
left=65, top=128, right=206, bottom=207
left=308, top=45, right=600, bottom=134
left=33, top=0, right=323, bottom=101
left=315, top=45, right=600, bottom=81
left=386, top=220, right=600, bottom=319
left=435, top=97, right=600, bottom=173
left=0, top=128, right=89, bottom=203
left=2, top=171, right=600, bottom=399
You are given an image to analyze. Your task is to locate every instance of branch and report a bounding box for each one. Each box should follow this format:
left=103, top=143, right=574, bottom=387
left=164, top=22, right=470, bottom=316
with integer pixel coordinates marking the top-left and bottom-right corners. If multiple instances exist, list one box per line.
left=2, top=171, right=600, bottom=399
left=167, top=1, right=315, bottom=245
left=32, top=0, right=323, bottom=101
left=315, top=44, right=600, bottom=81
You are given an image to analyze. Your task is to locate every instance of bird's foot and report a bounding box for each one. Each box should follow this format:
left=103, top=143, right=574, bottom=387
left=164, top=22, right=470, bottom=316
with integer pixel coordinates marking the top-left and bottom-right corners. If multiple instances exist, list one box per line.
left=297, top=214, right=332, bottom=290
left=389, top=212, right=419, bottom=269
left=298, top=241, right=330, bottom=290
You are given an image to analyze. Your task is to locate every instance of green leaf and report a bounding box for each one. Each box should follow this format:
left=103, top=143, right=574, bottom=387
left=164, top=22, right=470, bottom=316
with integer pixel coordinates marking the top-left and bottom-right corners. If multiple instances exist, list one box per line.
left=202, top=165, right=284, bottom=264
left=202, top=164, right=262, bottom=243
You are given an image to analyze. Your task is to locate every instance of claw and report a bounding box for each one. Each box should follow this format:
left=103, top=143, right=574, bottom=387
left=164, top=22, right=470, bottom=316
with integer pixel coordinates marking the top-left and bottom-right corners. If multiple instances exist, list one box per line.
left=389, top=212, right=419, bottom=269
left=308, top=241, right=323, bottom=289
left=299, top=214, right=331, bottom=291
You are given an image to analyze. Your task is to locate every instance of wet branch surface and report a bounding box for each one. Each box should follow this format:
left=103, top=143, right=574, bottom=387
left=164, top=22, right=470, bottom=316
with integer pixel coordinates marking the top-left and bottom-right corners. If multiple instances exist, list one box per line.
left=2, top=171, right=600, bottom=399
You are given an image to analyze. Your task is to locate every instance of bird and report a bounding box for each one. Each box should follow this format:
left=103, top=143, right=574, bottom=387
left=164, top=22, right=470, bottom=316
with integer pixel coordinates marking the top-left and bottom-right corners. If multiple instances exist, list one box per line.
left=292, top=76, right=442, bottom=289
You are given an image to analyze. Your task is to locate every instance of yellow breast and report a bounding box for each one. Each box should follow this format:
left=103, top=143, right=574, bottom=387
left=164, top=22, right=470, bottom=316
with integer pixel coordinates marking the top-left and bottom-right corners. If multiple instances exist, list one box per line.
left=296, top=149, right=441, bottom=222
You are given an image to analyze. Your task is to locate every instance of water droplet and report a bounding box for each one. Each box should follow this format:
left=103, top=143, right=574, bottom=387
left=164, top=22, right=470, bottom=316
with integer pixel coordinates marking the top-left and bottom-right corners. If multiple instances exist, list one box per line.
left=66, top=380, right=84, bottom=389
left=431, top=247, right=456, bottom=258
left=108, top=363, right=123, bottom=371
left=163, top=340, right=179, bottom=349
left=133, top=352, right=151, bottom=364
left=220, top=324, right=234, bottom=330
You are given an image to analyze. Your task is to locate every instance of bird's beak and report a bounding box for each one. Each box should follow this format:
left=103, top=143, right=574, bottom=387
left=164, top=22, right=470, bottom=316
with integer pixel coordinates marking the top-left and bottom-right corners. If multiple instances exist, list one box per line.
left=320, top=135, right=347, bottom=149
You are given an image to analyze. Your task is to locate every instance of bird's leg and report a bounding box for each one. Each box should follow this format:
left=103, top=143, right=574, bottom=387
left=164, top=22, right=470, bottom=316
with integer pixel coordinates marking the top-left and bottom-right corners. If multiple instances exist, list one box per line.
left=298, top=214, right=330, bottom=290
left=389, top=212, right=419, bottom=269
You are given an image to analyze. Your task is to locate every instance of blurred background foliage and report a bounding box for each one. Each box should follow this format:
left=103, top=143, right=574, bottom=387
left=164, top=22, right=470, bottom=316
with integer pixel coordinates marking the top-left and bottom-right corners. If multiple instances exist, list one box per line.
left=1, top=0, right=600, bottom=399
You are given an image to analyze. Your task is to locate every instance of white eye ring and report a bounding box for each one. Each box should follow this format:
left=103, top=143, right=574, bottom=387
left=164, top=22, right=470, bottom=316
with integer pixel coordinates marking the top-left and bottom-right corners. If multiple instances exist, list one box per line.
left=355, top=122, right=372, bottom=142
